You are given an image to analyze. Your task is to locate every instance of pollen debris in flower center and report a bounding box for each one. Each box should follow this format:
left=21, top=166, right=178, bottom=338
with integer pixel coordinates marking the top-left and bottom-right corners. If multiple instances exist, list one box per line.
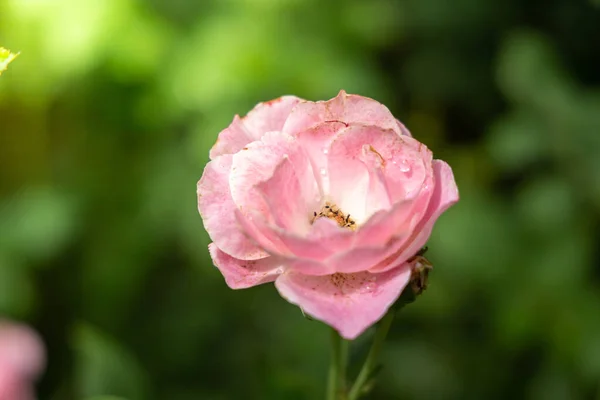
left=311, top=201, right=357, bottom=230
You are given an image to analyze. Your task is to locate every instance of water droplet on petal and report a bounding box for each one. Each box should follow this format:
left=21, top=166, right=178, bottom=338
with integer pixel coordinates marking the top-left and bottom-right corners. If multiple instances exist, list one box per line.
left=323, top=148, right=329, bottom=155
left=360, top=282, right=376, bottom=294
left=399, top=160, right=411, bottom=173
left=320, top=168, right=328, bottom=176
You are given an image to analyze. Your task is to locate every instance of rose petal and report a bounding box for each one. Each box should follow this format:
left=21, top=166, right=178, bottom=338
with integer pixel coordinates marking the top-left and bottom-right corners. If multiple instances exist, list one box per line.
left=209, top=243, right=283, bottom=289
left=353, top=199, right=418, bottom=249
left=369, top=160, right=459, bottom=272
left=306, top=217, right=356, bottom=255
left=283, top=90, right=404, bottom=137
left=230, top=132, right=317, bottom=221
left=234, top=208, right=292, bottom=256
left=295, top=121, right=349, bottom=195
left=396, top=119, right=412, bottom=137
left=360, top=143, right=393, bottom=213
left=279, top=257, right=333, bottom=276
left=395, top=160, right=459, bottom=259
left=197, top=154, right=267, bottom=260
left=327, top=245, right=398, bottom=274
left=209, top=116, right=254, bottom=160
left=209, top=96, right=303, bottom=159
left=257, top=156, right=317, bottom=235
left=242, top=95, right=303, bottom=138
left=275, top=263, right=412, bottom=339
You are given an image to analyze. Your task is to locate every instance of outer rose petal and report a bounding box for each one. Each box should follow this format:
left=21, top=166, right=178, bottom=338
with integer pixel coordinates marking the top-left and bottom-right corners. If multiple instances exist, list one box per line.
left=243, top=96, right=303, bottom=138
left=396, top=119, right=412, bottom=137
left=209, top=96, right=302, bottom=160
left=275, top=264, right=412, bottom=340
left=198, top=155, right=267, bottom=260
left=230, top=132, right=317, bottom=221
left=209, top=244, right=283, bottom=289
left=210, top=96, right=303, bottom=159
left=370, top=160, right=459, bottom=273
left=283, top=90, right=405, bottom=137
left=209, top=116, right=253, bottom=160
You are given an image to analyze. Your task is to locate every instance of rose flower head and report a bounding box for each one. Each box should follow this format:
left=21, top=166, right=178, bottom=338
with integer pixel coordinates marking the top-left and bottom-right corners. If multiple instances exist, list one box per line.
left=197, top=91, right=459, bottom=339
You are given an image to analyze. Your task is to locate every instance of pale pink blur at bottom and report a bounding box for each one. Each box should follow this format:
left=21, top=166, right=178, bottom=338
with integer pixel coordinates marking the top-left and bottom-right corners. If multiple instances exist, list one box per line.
left=0, top=370, right=35, bottom=400
left=0, top=321, right=45, bottom=400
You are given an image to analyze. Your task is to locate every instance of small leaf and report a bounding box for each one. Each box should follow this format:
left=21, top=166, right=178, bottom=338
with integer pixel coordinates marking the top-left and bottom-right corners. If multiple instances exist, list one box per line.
left=0, top=47, right=19, bottom=75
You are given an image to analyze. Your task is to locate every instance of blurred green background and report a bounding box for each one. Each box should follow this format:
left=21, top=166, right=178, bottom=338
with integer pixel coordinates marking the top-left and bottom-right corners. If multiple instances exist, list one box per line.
left=1, top=0, right=600, bottom=399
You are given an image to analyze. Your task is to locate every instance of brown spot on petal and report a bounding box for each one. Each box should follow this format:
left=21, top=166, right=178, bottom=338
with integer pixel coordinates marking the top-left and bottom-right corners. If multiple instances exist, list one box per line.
left=368, top=145, right=386, bottom=166
left=264, top=97, right=284, bottom=106
left=323, top=119, right=349, bottom=127
left=330, top=273, right=347, bottom=288
left=324, top=101, right=331, bottom=116
left=328, top=272, right=378, bottom=296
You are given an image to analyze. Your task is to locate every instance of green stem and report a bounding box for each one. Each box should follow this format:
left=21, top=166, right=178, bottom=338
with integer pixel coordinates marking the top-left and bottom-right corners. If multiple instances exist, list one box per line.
left=327, top=328, right=348, bottom=400
left=347, top=310, right=396, bottom=400
left=340, top=338, right=349, bottom=391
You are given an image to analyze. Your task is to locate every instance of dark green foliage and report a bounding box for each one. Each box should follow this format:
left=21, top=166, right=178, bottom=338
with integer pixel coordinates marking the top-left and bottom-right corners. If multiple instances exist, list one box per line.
left=1, top=0, right=599, bottom=399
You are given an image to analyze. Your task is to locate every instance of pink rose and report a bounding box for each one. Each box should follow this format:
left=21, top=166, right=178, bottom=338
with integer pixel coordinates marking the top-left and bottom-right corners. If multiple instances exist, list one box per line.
left=0, top=321, right=45, bottom=400
left=197, top=91, right=459, bottom=339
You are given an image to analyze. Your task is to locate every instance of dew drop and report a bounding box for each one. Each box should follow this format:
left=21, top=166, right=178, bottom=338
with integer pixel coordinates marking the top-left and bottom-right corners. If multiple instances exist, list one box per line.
left=320, top=168, right=328, bottom=176
left=399, top=160, right=411, bottom=173
left=360, top=282, right=376, bottom=294
left=323, top=148, right=329, bottom=155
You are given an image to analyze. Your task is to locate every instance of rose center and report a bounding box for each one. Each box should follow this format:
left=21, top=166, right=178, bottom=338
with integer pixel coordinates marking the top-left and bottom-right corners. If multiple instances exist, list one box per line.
left=311, top=201, right=357, bottom=231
